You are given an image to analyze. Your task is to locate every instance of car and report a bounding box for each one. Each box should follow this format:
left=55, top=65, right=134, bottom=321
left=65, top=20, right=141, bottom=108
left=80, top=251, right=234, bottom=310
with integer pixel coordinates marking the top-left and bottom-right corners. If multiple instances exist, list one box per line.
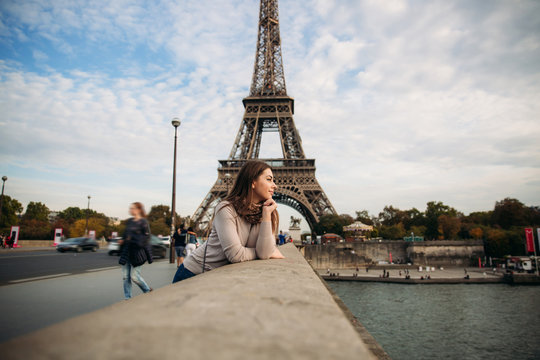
left=108, top=235, right=167, bottom=259
left=157, top=235, right=171, bottom=248
left=57, top=237, right=99, bottom=253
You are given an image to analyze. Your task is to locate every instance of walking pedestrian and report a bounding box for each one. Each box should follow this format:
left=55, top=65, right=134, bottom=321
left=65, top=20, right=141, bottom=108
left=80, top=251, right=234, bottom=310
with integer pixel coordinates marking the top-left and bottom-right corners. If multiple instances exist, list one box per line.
left=119, top=202, right=153, bottom=300
left=185, top=227, right=198, bottom=258
left=172, top=160, right=284, bottom=283
left=173, top=224, right=187, bottom=267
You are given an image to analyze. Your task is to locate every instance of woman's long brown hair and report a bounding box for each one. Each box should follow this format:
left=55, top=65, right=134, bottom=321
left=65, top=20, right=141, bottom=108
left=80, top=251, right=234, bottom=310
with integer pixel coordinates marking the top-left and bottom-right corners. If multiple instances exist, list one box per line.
left=222, top=160, right=279, bottom=234
left=132, top=202, right=147, bottom=218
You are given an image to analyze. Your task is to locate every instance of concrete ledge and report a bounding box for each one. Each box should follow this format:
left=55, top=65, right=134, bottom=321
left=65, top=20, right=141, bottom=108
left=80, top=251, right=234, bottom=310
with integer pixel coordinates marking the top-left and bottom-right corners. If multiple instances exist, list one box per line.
left=0, top=244, right=381, bottom=359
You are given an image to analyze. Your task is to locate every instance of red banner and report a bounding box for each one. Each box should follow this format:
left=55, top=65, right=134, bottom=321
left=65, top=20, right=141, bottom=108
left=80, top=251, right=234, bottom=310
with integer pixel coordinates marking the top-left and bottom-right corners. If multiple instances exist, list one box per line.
left=525, top=228, right=535, bottom=253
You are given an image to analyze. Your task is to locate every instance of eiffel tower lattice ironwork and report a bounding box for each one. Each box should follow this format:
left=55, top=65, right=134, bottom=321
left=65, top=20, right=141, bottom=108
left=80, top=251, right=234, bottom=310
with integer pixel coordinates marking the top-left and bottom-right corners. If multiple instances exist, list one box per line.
left=192, top=0, right=336, bottom=233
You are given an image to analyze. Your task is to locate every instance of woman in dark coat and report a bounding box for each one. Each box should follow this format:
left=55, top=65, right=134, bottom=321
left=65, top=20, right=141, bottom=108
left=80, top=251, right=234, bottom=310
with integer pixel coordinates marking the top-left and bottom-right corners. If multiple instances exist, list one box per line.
left=119, top=202, right=153, bottom=299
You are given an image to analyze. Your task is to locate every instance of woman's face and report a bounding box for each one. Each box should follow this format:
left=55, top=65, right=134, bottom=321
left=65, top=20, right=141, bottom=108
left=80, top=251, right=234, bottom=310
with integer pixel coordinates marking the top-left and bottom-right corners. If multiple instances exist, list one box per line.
left=129, top=205, right=138, bottom=217
left=252, top=168, right=277, bottom=202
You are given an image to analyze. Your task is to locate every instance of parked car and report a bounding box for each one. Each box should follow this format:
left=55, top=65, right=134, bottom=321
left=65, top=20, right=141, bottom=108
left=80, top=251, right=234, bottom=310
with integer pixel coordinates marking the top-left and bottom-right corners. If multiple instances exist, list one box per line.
left=57, top=237, right=99, bottom=253
left=108, top=235, right=166, bottom=259
left=158, top=235, right=171, bottom=248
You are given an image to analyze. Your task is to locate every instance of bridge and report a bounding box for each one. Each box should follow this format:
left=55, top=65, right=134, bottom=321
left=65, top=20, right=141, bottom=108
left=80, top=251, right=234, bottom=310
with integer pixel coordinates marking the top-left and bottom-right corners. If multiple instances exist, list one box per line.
left=0, top=244, right=389, bottom=359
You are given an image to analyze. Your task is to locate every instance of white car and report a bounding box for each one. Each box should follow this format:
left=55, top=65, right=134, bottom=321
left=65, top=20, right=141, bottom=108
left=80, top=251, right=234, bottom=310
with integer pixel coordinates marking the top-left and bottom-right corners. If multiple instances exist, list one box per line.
left=107, top=237, right=123, bottom=255
left=158, top=236, right=171, bottom=248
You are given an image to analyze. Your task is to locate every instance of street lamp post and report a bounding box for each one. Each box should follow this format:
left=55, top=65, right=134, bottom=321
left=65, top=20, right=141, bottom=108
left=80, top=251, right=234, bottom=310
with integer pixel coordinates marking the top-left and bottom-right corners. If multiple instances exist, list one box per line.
left=85, top=195, right=91, bottom=236
left=225, top=173, right=231, bottom=195
left=170, top=117, right=181, bottom=264
left=0, top=176, right=7, bottom=224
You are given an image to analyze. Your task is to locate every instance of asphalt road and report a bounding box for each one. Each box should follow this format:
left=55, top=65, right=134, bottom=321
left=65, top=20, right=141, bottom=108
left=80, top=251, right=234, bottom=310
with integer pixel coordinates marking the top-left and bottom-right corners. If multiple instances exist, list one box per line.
left=0, top=250, right=177, bottom=343
left=0, top=249, right=128, bottom=286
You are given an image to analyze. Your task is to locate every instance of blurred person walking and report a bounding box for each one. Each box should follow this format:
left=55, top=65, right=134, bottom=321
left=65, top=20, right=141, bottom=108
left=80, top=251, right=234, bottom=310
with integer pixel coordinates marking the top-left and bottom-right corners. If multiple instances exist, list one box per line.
left=173, top=224, right=187, bottom=267
left=185, top=227, right=198, bottom=258
left=173, top=160, right=284, bottom=284
left=119, top=202, right=153, bottom=300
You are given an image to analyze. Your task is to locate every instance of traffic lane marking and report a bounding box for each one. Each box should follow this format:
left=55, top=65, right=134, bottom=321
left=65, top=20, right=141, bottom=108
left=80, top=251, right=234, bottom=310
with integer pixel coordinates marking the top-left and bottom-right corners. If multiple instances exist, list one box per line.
left=9, top=273, right=72, bottom=284
left=86, top=266, right=118, bottom=272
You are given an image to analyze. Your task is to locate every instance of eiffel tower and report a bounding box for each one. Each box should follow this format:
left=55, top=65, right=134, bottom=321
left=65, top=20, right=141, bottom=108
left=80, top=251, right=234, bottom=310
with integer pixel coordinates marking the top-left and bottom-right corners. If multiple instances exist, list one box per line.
left=192, top=0, right=336, bottom=234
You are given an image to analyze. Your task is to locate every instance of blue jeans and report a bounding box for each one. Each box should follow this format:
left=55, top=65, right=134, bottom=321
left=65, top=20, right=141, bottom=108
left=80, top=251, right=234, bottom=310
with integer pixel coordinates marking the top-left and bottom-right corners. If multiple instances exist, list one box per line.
left=122, top=263, right=151, bottom=299
left=172, top=263, right=196, bottom=283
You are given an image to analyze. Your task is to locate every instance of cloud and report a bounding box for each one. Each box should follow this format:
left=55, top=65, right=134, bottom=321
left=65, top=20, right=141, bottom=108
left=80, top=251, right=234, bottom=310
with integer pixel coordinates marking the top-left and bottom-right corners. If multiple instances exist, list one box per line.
left=0, top=0, right=540, bottom=223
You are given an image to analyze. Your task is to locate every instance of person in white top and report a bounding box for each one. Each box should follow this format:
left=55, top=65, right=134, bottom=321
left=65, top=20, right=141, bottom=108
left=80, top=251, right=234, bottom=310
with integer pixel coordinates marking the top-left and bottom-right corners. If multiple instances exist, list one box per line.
left=173, top=160, right=284, bottom=283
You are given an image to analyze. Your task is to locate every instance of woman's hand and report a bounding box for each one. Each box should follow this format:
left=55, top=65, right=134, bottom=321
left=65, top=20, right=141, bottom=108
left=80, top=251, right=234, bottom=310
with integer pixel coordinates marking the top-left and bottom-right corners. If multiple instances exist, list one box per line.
left=269, top=247, right=285, bottom=259
left=261, top=198, right=277, bottom=222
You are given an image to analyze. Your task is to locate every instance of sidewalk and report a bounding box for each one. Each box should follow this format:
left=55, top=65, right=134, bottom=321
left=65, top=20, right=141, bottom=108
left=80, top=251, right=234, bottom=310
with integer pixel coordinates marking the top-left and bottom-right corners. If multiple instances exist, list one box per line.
left=0, top=246, right=56, bottom=253
left=0, top=260, right=179, bottom=343
left=319, top=267, right=504, bottom=284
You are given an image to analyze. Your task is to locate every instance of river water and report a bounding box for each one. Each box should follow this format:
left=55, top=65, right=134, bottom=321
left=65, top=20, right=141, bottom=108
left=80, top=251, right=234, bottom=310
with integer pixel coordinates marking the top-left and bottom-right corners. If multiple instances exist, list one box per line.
left=328, top=282, right=540, bottom=360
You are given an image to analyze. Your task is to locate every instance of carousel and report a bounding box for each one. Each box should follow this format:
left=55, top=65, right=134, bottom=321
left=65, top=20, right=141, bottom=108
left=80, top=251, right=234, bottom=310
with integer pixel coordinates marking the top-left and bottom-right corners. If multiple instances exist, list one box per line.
left=343, top=221, right=374, bottom=241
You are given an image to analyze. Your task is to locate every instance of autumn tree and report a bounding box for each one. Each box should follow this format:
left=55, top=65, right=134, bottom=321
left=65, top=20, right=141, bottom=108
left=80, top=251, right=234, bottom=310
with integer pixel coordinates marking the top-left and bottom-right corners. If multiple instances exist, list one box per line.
left=0, top=196, right=23, bottom=231
left=469, top=227, right=483, bottom=240
left=437, top=214, right=461, bottom=239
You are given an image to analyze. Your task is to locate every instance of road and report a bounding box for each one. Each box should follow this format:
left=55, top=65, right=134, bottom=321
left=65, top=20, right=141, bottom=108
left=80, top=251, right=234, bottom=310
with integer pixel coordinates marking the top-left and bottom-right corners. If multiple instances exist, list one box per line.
left=0, top=249, right=130, bottom=286
left=0, top=249, right=178, bottom=343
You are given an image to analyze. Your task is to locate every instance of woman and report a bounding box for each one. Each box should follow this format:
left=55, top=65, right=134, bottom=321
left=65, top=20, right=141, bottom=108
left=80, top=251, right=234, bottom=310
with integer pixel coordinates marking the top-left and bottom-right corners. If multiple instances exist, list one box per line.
left=119, top=202, right=153, bottom=299
left=184, top=227, right=198, bottom=258
left=173, top=160, right=284, bottom=283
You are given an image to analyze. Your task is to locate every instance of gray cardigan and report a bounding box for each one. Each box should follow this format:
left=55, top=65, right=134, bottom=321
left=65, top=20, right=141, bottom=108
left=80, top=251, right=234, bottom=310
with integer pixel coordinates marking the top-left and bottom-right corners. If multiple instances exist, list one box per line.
left=183, top=201, right=276, bottom=274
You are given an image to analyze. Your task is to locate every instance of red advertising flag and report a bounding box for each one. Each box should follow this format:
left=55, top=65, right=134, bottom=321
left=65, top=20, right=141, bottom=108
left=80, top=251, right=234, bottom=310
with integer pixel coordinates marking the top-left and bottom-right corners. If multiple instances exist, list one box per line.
left=525, top=228, right=535, bottom=253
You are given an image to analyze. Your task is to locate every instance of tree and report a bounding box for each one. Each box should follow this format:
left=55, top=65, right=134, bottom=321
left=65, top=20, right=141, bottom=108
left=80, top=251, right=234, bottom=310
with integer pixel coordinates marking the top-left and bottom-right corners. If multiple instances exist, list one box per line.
left=0, top=196, right=23, bottom=230
left=410, top=225, right=426, bottom=236
left=150, top=218, right=170, bottom=236
left=378, top=206, right=406, bottom=226
left=437, top=214, right=461, bottom=240
left=492, top=198, right=527, bottom=229
left=23, top=201, right=50, bottom=222
left=469, top=227, right=483, bottom=240
left=58, top=207, right=86, bottom=223
left=379, top=223, right=406, bottom=240
left=70, top=217, right=107, bottom=238
left=314, top=214, right=354, bottom=237
left=19, top=219, right=51, bottom=240
left=148, top=205, right=171, bottom=223
left=355, top=210, right=374, bottom=225
left=424, top=201, right=458, bottom=240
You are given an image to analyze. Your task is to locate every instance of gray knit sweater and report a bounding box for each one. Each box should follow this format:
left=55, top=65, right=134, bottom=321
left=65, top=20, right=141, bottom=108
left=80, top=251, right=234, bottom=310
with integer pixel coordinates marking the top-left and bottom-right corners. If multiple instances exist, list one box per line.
left=183, top=201, right=276, bottom=274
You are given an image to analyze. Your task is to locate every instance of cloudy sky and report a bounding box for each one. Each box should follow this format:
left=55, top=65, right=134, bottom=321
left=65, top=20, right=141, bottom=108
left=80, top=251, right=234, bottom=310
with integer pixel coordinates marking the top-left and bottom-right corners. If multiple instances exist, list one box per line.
left=1, top=0, right=539, bottom=231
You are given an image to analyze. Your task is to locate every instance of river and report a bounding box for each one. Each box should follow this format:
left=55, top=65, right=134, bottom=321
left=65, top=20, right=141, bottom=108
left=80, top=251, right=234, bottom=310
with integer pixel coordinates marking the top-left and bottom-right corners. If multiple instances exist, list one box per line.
left=328, top=282, right=540, bottom=360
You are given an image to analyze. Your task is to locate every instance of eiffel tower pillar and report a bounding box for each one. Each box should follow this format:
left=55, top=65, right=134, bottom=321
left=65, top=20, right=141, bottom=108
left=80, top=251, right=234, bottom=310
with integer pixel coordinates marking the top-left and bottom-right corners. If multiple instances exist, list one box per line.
left=192, top=0, right=336, bottom=235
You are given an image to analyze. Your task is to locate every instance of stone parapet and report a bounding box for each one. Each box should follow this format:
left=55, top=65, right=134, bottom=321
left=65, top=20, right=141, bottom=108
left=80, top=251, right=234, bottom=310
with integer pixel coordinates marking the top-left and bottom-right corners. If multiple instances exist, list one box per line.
left=0, top=243, right=384, bottom=360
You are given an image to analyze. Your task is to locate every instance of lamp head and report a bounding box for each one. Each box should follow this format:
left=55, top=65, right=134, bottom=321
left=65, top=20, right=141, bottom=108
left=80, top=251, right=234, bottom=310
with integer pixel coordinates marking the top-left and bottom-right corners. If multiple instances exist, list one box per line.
left=1, top=176, right=6, bottom=182
left=171, top=117, right=181, bottom=128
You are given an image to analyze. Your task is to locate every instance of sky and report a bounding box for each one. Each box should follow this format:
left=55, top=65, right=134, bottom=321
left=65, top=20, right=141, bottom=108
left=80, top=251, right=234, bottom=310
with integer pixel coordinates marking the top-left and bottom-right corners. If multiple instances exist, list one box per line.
left=1, top=0, right=540, bottom=233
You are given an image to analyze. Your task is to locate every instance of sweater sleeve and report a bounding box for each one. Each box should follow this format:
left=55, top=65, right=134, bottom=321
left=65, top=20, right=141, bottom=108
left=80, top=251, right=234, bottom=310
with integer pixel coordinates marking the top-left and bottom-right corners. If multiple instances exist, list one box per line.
left=214, top=204, right=257, bottom=263
left=255, top=221, right=277, bottom=260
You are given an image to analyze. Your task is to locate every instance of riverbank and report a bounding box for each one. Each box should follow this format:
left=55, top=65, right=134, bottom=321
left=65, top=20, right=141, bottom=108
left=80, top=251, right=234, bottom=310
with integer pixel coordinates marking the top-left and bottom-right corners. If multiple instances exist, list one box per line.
left=319, top=267, right=518, bottom=284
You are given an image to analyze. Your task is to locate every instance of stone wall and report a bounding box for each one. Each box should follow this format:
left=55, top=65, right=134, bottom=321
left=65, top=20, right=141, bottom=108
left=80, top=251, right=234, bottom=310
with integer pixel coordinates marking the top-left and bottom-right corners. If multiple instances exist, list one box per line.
left=0, top=244, right=388, bottom=360
left=407, top=241, right=485, bottom=266
left=302, top=240, right=485, bottom=269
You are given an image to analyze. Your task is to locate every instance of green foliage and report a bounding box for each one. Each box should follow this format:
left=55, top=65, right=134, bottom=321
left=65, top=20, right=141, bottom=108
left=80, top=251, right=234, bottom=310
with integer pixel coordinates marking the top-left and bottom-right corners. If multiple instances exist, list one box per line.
left=492, top=198, right=527, bottom=229
left=150, top=218, right=170, bottom=236
left=314, top=214, right=354, bottom=236
left=148, top=205, right=172, bottom=226
left=23, top=201, right=50, bottom=222
left=0, top=195, right=23, bottom=230
left=58, top=207, right=86, bottom=222
left=379, top=223, right=406, bottom=239
left=424, top=201, right=459, bottom=240
left=355, top=210, right=374, bottom=225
